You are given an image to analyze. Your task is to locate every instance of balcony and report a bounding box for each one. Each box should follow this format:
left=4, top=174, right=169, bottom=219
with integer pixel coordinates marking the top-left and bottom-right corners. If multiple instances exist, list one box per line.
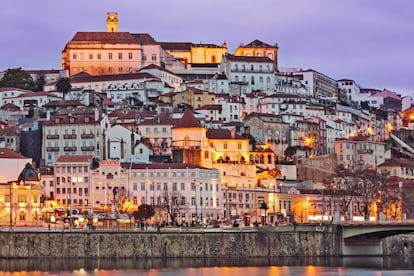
left=81, top=133, right=95, bottom=139
left=63, top=146, right=77, bottom=152
left=357, top=149, right=374, bottom=154
left=63, top=134, right=77, bottom=139
left=46, top=134, right=59, bottom=139
left=81, top=146, right=95, bottom=151
left=46, top=147, right=59, bottom=152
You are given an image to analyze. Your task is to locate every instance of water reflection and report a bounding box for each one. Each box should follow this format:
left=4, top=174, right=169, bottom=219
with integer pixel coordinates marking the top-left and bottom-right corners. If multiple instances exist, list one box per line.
left=1, top=256, right=414, bottom=272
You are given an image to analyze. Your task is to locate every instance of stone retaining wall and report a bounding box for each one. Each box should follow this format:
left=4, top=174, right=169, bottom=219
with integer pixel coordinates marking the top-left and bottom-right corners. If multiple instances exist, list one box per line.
left=0, top=226, right=341, bottom=258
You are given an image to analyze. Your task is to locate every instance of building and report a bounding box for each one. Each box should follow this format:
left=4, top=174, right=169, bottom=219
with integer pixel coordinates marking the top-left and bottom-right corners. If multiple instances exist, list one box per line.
left=90, top=161, right=221, bottom=224
left=233, top=39, right=279, bottom=71
left=0, top=163, right=43, bottom=227
left=52, top=155, right=94, bottom=212
left=220, top=53, right=275, bottom=95
left=61, top=13, right=162, bottom=77
left=334, top=136, right=386, bottom=171
left=41, top=107, right=108, bottom=166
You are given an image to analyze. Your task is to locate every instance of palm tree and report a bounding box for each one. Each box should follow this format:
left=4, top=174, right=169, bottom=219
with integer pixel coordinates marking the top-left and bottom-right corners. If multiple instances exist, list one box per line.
left=55, top=77, right=72, bottom=100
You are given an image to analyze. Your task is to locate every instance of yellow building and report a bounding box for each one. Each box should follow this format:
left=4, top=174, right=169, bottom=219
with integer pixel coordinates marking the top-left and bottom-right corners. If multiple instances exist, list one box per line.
left=233, top=39, right=279, bottom=71
left=172, top=87, right=216, bottom=109
left=172, top=109, right=278, bottom=221
left=0, top=163, right=44, bottom=227
left=160, top=42, right=228, bottom=67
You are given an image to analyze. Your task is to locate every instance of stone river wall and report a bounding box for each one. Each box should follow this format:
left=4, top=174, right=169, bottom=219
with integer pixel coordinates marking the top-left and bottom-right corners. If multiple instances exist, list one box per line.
left=0, top=225, right=342, bottom=258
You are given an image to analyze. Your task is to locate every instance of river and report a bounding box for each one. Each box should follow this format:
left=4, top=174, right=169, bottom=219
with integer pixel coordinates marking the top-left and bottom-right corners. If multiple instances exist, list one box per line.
left=1, top=257, right=414, bottom=275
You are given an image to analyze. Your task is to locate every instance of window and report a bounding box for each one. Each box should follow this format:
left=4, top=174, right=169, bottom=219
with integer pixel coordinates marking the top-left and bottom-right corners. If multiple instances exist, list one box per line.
left=97, top=53, right=101, bottom=59
left=152, top=54, right=157, bottom=61
left=108, top=53, right=113, bottom=60
left=89, top=53, right=93, bottom=59
left=128, top=52, right=133, bottom=59
left=118, top=53, right=123, bottom=60
left=72, top=53, right=77, bottom=60
left=224, top=143, right=228, bottom=149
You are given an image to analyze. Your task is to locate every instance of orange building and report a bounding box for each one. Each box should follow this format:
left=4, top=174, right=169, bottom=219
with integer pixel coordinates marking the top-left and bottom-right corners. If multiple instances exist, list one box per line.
left=233, top=39, right=279, bottom=71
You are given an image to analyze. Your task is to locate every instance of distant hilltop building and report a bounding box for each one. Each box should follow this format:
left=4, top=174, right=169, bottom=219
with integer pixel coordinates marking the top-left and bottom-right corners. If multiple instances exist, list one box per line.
left=61, top=13, right=279, bottom=77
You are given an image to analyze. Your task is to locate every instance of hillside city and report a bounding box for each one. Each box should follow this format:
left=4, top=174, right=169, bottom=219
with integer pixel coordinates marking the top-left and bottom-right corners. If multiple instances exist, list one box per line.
left=1, top=12, right=414, bottom=229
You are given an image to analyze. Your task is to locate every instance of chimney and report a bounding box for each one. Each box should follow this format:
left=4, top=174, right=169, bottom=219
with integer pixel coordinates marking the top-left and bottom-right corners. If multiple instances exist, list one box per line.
left=231, top=128, right=236, bottom=139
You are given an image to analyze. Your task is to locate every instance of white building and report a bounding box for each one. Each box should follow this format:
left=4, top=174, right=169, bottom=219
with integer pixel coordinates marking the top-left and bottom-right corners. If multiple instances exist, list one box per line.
left=52, top=155, right=94, bottom=210
left=105, top=124, right=150, bottom=163
left=90, top=161, right=222, bottom=224
left=220, top=53, right=275, bottom=95
left=42, top=107, right=108, bottom=166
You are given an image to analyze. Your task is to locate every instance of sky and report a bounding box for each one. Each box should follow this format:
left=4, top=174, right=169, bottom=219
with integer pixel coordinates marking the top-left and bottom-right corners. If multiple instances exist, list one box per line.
left=1, top=0, right=414, bottom=96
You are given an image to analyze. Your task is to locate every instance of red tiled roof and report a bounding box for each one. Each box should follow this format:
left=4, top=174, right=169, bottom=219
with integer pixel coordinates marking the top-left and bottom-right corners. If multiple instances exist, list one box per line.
left=70, top=72, right=159, bottom=83
left=174, top=109, right=202, bottom=128
left=160, top=42, right=192, bottom=51
left=43, top=100, right=84, bottom=107
left=225, top=53, right=273, bottom=63
left=0, top=148, right=29, bottom=159
left=71, top=32, right=137, bottom=43
left=1, top=103, right=20, bottom=111
left=240, top=39, right=278, bottom=49
left=196, top=104, right=222, bottom=111
left=56, top=155, right=94, bottom=163
left=131, top=33, right=158, bottom=44
left=206, top=129, right=244, bottom=139
left=121, top=162, right=211, bottom=170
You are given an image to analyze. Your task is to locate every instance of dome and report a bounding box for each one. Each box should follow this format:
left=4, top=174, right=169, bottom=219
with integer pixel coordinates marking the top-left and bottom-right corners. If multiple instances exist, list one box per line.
left=17, top=163, right=40, bottom=182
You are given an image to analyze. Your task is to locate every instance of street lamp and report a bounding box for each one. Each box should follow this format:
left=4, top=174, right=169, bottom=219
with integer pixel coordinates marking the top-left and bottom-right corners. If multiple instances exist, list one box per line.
left=9, top=181, right=15, bottom=231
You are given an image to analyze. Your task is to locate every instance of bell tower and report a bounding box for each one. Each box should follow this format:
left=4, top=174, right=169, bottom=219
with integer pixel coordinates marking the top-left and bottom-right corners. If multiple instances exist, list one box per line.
left=106, top=12, right=118, bottom=32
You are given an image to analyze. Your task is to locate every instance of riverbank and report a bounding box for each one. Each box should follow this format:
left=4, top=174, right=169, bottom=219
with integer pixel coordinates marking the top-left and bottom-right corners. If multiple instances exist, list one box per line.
left=1, top=224, right=413, bottom=258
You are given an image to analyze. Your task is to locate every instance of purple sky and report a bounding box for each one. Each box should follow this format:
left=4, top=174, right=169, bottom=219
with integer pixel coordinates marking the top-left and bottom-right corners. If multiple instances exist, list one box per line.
left=1, top=0, right=413, bottom=95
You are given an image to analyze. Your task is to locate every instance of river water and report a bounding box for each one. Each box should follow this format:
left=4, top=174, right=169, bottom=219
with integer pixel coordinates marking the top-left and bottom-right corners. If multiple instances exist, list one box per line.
left=1, top=257, right=414, bottom=275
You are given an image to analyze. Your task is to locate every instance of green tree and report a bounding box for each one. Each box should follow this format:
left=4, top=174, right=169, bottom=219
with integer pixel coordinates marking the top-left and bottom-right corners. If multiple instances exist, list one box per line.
left=55, top=77, right=72, bottom=100
left=0, top=68, right=35, bottom=90
left=34, top=75, right=45, bottom=92
left=132, top=204, right=155, bottom=221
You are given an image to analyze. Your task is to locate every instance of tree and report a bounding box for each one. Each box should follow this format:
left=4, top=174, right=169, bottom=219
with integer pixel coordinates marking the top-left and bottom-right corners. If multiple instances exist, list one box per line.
left=0, top=68, right=35, bottom=90
left=160, top=190, right=187, bottom=225
left=332, top=168, right=389, bottom=221
left=132, top=204, right=155, bottom=221
left=55, top=77, right=72, bottom=100
left=34, top=75, right=45, bottom=91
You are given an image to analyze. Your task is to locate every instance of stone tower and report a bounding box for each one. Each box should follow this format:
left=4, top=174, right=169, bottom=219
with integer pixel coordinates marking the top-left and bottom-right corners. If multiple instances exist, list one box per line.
left=106, top=12, right=118, bottom=32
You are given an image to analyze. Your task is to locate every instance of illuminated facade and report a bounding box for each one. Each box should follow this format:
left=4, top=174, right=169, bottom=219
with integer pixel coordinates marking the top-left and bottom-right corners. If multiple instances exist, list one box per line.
left=0, top=163, right=43, bottom=227
left=160, top=42, right=228, bottom=68
left=172, top=109, right=277, bottom=220
left=334, top=136, right=386, bottom=171
left=90, top=161, right=221, bottom=224
left=233, top=39, right=279, bottom=71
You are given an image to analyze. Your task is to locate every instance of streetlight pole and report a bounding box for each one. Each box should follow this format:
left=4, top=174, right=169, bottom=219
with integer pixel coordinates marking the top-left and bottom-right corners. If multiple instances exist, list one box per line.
left=9, top=182, right=13, bottom=231
left=69, top=181, right=73, bottom=231
left=194, top=182, right=198, bottom=223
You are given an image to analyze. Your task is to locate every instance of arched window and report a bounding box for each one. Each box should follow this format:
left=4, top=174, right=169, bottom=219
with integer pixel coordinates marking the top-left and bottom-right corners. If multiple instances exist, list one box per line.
left=251, top=76, right=255, bottom=85
left=266, top=76, right=271, bottom=84
left=249, top=154, right=254, bottom=163
left=259, top=76, right=263, bottom=83
left=211, top=55, right=216, bottom=63
left=235, top=76, right=239, bottom=82
left=260, top=155, right=264, bottom=164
